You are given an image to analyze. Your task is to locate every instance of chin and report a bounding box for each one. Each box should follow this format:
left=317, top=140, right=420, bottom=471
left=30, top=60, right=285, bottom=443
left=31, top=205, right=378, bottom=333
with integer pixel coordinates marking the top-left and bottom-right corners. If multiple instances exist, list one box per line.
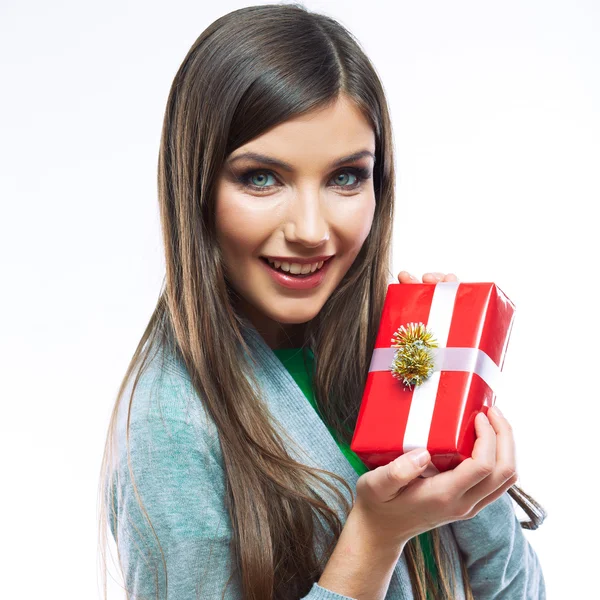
left=271, top=311, right=319, bottom=325
left=267, top=303, right=323, bottom=325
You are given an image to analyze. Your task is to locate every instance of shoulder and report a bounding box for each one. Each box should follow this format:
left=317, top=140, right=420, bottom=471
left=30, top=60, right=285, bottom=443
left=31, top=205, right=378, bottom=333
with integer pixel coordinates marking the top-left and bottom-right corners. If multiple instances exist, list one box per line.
left=114, top=343, right=222, bottom=466
left=110, top=343, right=226, bottom=522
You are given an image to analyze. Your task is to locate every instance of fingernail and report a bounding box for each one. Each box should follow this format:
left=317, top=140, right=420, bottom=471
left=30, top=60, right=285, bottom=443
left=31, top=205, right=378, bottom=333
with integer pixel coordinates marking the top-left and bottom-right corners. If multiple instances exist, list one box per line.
left=410, top=449, right=430, bottom=467
left=477, top=412, right=489, bottom=424
left=490, top=405, right=503, bottom=417
left=432, top=272, right=444, bottom=281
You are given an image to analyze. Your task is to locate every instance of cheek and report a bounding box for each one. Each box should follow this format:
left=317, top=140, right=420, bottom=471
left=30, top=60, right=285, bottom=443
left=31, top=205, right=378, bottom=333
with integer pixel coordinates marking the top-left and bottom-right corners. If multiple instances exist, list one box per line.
left=333, top=195, right=376, bottom=250
left=215, top=189, right=278, bottom=260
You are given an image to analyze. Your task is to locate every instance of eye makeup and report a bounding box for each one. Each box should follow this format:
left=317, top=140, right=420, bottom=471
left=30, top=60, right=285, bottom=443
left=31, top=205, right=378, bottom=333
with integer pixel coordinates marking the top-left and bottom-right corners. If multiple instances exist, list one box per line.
left=233, top=165, right=373, bottom=194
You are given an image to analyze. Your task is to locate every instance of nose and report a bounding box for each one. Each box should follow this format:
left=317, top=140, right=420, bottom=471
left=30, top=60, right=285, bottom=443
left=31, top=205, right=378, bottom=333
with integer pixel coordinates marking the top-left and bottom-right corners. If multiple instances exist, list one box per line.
left=283, top=189, right=330, bottom=247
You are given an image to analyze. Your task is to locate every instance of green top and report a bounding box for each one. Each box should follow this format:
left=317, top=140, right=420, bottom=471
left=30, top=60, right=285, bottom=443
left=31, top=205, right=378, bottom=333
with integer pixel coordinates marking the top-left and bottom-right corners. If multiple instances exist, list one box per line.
left=274, top=347, right=439, bottom=594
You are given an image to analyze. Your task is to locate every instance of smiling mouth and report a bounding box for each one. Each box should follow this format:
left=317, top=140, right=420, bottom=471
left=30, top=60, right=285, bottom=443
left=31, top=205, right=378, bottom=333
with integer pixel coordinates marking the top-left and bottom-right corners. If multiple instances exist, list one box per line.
left=259, top=256, right=333, bottom=277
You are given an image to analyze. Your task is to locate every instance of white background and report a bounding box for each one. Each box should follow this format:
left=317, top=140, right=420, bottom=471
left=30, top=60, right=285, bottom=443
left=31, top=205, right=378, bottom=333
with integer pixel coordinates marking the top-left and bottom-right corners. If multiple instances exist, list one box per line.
left=1, top=0, right=597, bottom=598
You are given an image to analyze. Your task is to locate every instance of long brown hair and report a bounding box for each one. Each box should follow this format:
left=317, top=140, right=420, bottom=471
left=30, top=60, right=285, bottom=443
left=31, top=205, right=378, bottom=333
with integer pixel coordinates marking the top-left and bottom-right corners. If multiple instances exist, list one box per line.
left=97, top=4, right=546, bottom=599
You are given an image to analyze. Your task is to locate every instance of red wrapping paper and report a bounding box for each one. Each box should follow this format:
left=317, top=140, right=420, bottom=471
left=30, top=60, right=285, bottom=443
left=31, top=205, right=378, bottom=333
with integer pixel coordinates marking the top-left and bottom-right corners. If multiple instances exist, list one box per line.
left=350, top=282, right=515, bottom=476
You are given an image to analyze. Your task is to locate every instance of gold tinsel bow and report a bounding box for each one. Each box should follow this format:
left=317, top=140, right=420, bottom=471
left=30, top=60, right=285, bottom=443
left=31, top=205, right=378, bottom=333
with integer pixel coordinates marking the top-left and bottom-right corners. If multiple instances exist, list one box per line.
left=390, top=322, right=439, bottom=389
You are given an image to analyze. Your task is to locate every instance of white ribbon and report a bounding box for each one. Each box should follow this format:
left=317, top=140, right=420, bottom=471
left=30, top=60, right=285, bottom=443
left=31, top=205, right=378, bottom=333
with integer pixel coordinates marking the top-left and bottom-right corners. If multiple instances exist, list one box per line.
left=367, top=282, right=502, bottom=477
left=368, top=346, right=501, bottom=391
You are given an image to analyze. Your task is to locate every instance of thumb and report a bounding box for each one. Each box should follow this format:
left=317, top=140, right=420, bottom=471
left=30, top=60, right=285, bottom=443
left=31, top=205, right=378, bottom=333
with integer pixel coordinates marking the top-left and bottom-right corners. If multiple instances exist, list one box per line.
left=365, top=448, right=431, bottom=502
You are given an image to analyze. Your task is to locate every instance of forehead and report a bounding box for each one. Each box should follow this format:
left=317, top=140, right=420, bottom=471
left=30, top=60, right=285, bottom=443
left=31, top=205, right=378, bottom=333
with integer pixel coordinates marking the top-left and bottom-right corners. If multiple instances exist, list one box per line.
left=229, top=96, right=376, bottom=169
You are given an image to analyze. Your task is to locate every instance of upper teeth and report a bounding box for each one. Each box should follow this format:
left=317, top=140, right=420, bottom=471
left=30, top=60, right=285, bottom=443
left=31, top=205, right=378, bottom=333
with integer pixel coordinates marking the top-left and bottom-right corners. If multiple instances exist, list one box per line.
left=266, top=258, right=325, bottom=274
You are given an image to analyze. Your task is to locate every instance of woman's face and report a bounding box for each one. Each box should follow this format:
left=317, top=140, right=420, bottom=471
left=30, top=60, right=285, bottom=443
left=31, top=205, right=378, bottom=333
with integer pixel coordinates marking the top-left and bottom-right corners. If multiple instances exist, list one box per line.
left=215, top=94, right=376, bottom=348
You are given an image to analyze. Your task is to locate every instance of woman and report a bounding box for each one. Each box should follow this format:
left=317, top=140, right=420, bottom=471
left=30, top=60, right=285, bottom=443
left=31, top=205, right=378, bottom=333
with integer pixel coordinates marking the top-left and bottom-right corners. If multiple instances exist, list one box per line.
left=98, top=4, right=547, bottom=599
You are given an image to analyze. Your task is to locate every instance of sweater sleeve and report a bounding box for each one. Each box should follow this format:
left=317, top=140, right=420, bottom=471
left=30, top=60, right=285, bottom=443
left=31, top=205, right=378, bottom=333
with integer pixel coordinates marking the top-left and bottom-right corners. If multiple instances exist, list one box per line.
left=302, top=583, right=357, bottom=599
left=108, top=365, right=243, bottom=599
left=449, top=490, right=546, bottom=599
left=107, top=360, right=360, bottom=600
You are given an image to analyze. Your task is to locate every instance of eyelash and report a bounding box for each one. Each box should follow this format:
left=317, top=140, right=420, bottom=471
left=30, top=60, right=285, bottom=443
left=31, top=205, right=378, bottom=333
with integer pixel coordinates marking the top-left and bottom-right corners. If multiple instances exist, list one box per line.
left=235, top=166, right=372, bottom=193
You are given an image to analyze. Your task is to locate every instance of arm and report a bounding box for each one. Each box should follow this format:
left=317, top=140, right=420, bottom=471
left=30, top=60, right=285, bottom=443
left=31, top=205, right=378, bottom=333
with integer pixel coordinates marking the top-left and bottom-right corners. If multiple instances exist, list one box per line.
left=311, top=507, right=406, bottom=600
left=108, top=368, right=242, bottom=599
left=449, top=490, right=546, bottom=599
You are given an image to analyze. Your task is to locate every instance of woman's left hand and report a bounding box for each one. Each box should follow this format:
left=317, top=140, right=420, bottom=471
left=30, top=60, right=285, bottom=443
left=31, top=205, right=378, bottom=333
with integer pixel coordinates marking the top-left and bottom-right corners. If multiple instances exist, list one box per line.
left=397, top=271, right=459, bottom=284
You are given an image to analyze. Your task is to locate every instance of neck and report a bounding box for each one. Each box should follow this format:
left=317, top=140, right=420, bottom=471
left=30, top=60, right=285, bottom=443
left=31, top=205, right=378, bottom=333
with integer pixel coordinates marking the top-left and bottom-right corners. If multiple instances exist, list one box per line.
left=235, top=298, right=306, bottom=350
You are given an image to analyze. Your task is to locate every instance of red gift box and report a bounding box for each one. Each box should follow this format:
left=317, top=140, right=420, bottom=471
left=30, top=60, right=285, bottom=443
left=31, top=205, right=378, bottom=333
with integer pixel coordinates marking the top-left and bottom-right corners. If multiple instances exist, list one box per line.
left=350, top=282, right=515, bottom=477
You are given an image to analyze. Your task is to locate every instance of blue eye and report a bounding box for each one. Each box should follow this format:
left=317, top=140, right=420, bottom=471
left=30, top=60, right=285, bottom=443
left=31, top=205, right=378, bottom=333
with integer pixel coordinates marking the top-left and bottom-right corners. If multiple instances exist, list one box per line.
left=248, top=172, right=276, bottom=188
left=332, top=172, right=357, bottom=186
left=236, top=167, right=371, bottom=193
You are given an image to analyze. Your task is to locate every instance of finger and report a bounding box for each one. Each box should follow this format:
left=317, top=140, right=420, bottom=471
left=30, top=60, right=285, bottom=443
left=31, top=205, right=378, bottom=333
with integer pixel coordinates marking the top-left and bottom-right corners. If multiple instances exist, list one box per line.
left=398, top=270, right=420, bottom=284
left=462, top=406, right=518, bottom=506
left=466, top=473, right=518, bottom=517
left=445, top=411, right=497, bottom=493
left=360, top=448, right=430, bottom=502
left=422, top=272, right=446, bottom=283
left=488, top=406, right=518, bottom=481
left=443, top=273, right=459, bottom=282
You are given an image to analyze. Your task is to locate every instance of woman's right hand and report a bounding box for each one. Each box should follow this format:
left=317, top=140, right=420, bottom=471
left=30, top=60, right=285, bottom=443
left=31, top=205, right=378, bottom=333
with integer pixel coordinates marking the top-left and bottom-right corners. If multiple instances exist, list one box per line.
left=352, top=406, right=518, bottom=550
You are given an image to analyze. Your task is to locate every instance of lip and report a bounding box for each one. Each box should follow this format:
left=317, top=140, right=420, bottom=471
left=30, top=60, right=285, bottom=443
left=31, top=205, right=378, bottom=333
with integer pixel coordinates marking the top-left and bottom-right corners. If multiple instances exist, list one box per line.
left=261, top=255, right=334, bottom=265
left=259, top=256, right=334, bottom=290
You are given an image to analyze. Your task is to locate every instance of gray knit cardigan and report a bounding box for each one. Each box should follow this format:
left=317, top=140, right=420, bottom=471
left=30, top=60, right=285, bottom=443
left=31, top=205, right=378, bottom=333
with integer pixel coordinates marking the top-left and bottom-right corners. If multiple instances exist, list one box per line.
left=109, top=319, right=546, bottom=599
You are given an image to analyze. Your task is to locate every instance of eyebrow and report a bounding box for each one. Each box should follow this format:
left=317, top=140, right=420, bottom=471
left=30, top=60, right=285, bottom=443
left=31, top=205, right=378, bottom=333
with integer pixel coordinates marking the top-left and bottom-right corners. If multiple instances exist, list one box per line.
left=226, top=149, right=376, bottom=172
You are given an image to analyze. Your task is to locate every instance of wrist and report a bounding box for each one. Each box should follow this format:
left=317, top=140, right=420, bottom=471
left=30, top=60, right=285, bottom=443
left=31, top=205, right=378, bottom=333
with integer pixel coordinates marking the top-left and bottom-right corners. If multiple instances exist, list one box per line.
left=317, top=507, right=405, bottom=599
left=348, top=503, right=411, bottom=554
